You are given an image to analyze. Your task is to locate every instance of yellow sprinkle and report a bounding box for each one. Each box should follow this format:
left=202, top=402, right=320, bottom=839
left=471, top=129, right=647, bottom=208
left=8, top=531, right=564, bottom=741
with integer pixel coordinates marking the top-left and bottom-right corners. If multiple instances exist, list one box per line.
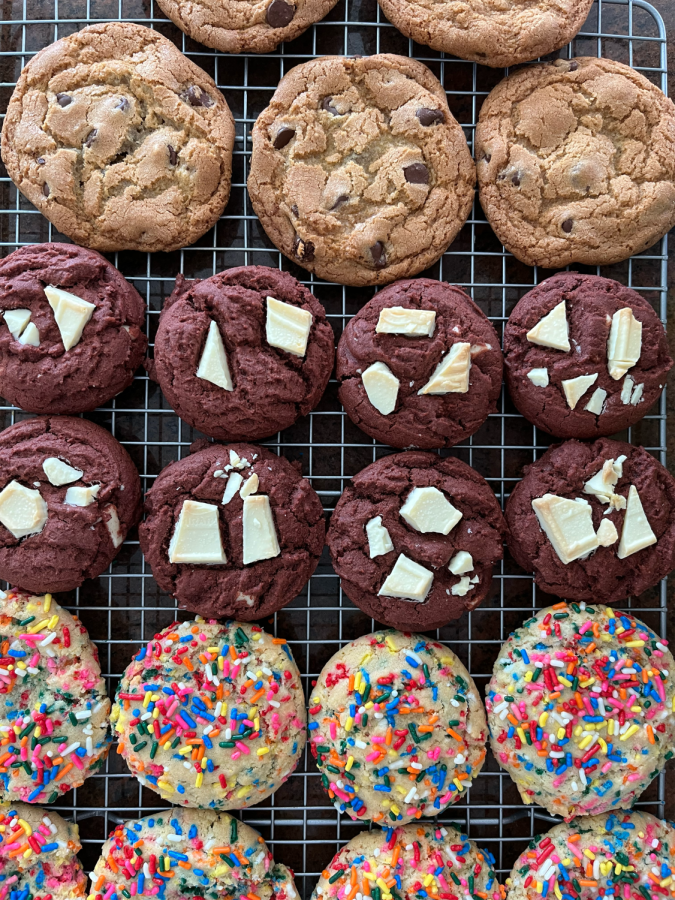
left=43, top=594, right=52, bottom=613
left=556, top=727, right=566, bottom=741
left=385, top=637, right=398, bottom=652
left=377, top=879, right=389, bottom=892
left=516, top=727, right=526, bottom=744
left=47, top=615, right=59, bottom=630
left=583, top=849, right=595, bottom=861
left=538, top=712, right=548, bottom=728
left=237, top=785, right=252, bottom=798
left=453, top=778, right=463, bottom=792
left=607, top=608, right=615, bottom=618
left=17, top=819, right=31, bottom=837
left=143, top=692, right=152, bottom=708
left=578, top=735, right=593, bottom=751
left=524, top=671, right=532, bottom=682
left=195, top=772, right=203, bottom=788
left=557, top=675, right=572, bottom=687
left=27, top=618, right=50, bottom=635
left=554, top=886, right=562, bottom=900
left=389, top=804, right=400, bottom=815
left=214, top=866, right=228, bottom=877
left=157, top=781, right=174, bottom=792
left=625, top=640, right=645, bottom=647
left=620, top=724, right=639, bottom=742
left=22, top=848, right=32, bottom=860
left=423, top=875, right=434, bottom=887
left=257, top=747, right=270, bottom=757
left=346, top=756, right=354, bottom=772
left=344, top=717, right=354, bottom=732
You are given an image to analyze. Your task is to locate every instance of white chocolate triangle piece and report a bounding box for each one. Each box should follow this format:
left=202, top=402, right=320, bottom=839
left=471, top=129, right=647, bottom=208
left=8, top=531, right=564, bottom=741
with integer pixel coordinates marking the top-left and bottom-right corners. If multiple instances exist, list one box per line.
left=44, top=285, right=95, bottom=351
left=532, top=493, right=599, bottom=564
left=584, top=387, right=607, bottom=415
left=17, top=322, right=39, bottom=346
left=449, top=550, right=473, bottom=575
left=64, top=484, right=100, bottom=507
left=562, top=373, right=598, bottom=410
left=418, top=342, right=471, bottom=394
left=362, top=361, right=399, bottom=415
left=607, top=307, right=642, bottom=380
left=596, top=518, right=618, bottom=547
left=196, top=320, right=233, bottom=391
left=366, top=516, right=394, bottom=558
left=242, top=495, right=280, bottom=564
left=222, top=472, right=243, bottom=504
left=105, top=504, right=123, bottom=548
left=631, top=382, right=644, bottom=405
left=617, top=485, right=656, bottom=559
left=526, top=300, right=570, bottom=351
left=451, top=575, right=475, bottom=596
left=400, top=486, right=462, bottom=535
left=240, top=473, right=259, bottom=498
left=376, top=307, right=436, bottom=336
left=379, top=553, right=433, bottom=602
left=583, top=457, right=626, bottom=504
left=169, top=500, right=227, bottom=564
left=42, top=457, right=83, bottom=486
left=266, top=296, right=312, bottom=357
left=527, top=367, right=548, bottom=387
left=0, top=481, right=48, bottom=539
left=3, top=309, right=31, bottom=340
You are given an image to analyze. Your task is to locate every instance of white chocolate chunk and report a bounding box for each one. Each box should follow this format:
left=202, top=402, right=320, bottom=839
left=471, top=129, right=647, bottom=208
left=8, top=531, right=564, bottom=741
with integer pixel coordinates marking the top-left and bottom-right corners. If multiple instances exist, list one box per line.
left=596, top=518, right=618, bottom=547
left=532, top=494, right=599, bottom=565
left=607, top=307, right=642, bottom=380
left=365, top=516, right=394, bottom=558
left=64, top=484, right=101, bottom=507
left=621, top=375, right=634, bottom=404
left=222, top=472, right=243, bottom=505
left=17, top=322, right=39, bottom=346
left=240, top=473, right=259, bottom=498
left=42, top=457, right=82, bottom=486
left=562, top=373, right=598, bottom=410
left=631, top=382, right=644, bottom=405
left=168, top=500, right=227, bottom=564
left=3, top=309, right=31, bottom=340
left=196, top=320, right=233, bottom=391
left=104, top=504, right=123, bottom=548
left=451, top=575, right=475, bottom=596
left=400, top=486, right=462, bottom=535
left=470, top=343, right=491, bottom=356
left=242, top=495, right=280, bottom=564
left=378, top=553, right=433, bottom=602
left=229, top=450, right=250, bottom=470
left=0, top=481, right=48, bottom=539
left=526, top=300, right=570, bottom=351
left=266, top=296, right=312, bottom=357
left=449, top=550, right=473, bottom=575
left=617, top=485, right=656, bottom=559
left=376, top=307, right=436, bottom=336
left=418, top=342, right=471, bottom=394
left=527, top=367, right=549, bottom=387
left=44, top=285, right=95, bottom=351
left=584, top=387, right=607, bottom=415
left=583, top=456, right=627, bottom=505
left=362, top=361, right=399, bottom=415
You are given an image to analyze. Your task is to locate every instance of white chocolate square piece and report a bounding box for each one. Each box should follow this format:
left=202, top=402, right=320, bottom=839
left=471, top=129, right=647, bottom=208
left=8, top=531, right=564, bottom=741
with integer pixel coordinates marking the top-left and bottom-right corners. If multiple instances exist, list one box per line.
left=266, top=297, right=312, bottom=357
left=243, top=495, right=280, bottom=564
left=0, top=481, right=48, bottom=539
left=365, top=516, right=394, bottom=558
left=3, top=309, right=31, bottom=340
left=64, top=484, right=100, bottom=507
left=42, top=457, right=83, bottom=486
left=379, top=553, right=433, bottom=602
left=362, top=361, right=399, bottom=415
left=526, top=301, right=570, bottom=351
left=196, top=320, right=233, bottom=391
left=607, top=307, right=642, bottom=380
left=527, top=368, right=549, bottom=387
left=376, top=307, right=436, bottom=336
left=532, top=494, right=599, bottom=565
left=449, top=550, right=473, bottom=575
left=400, top=486, right=462, bottom=535
left=418, top=342, right=471, bottom=394
left=617, top=485, right=656, bottom=559
left=44, top=285, right=95, bottom=351
left=562, top=373, right=598, bottom=410
left=168, top=500, right=227, bottom=564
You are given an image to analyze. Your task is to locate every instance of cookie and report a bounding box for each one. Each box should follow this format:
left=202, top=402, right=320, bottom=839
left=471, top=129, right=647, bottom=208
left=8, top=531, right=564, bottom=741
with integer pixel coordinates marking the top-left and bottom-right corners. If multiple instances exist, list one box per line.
left=0, top=803, right=87, bottom=898
left=476, top=57, right=675, bottom=268
left=0, top=417, right=141, bottom=594
left=505, top=810, right=675, bottom=900
left=337, top=278, right=502, bottom=449
left=89, top=808, right=299, bottom=900
left=157, top=0, right=339, bottom=54
left=113, top=618, right=306, bottom=808
left=503, top=272, right=673, bottom=439
left=0, top=243, right=147, bottom=415
left=487, top=602, right=675, bottom=820
left=248, top=55, right=475, bottom=287
left=139, top=441, right=325, bottom=619
left=1, top=22, right=235, bottom=253
left=0, top=588, right=110, bottom=805
left=327, top=452, right=506, bottom=631
left=150, top=266, right=335, bottom=442
left=313, top=824, right=503, bottom=900
left=377, top=0, right=594, bottom=68
left=505, top=438, right=675, bottom=602
left=308, top=629, right=488, bottom=823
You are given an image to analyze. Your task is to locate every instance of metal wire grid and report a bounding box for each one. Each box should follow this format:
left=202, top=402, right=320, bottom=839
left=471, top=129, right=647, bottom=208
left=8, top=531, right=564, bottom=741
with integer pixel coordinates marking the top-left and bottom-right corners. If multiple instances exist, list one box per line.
left=0, top=0, right=670, bottom=891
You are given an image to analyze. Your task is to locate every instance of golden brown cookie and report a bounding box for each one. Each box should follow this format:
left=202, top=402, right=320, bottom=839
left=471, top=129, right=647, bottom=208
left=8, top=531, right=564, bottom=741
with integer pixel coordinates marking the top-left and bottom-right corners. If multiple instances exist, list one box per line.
left=1, top=22, right=235, bottom=253
left=248, top=55, right=475, bottom=287
left=476, top=57, right=675, bottom=268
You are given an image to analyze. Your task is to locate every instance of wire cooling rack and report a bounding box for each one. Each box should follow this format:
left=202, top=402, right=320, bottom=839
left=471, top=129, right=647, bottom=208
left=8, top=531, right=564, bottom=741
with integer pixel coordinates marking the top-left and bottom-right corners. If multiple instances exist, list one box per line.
left=0, top=0, right=670, bottom=891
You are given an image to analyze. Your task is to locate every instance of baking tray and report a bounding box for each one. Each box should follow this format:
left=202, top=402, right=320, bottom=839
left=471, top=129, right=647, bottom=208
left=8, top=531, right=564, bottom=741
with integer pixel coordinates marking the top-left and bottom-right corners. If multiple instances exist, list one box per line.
left=0, top=0, right=670, bottom=891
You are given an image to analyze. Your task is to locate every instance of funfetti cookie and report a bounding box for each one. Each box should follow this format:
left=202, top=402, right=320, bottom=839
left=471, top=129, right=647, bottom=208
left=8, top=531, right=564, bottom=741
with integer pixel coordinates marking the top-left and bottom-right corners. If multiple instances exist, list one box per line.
left=0, top=243, right=147, bottom=415
left=113, top=618, right=306, bottom=809
left=503, top=272, right=672, bottom=439
left=248, top=55, right=475, bottom=287
left=138, top=442, right=325, bottom=619
left=505, top=438, right=675, bottom=603
left=327, top=452, right=507, bottom=631
left=0, top=417, right=142, bottom=594
left=150, top=266, right=335, bottom=442
left=308, top=630, right=488, bottom=824
left=487, top=602, right=675, bottom=821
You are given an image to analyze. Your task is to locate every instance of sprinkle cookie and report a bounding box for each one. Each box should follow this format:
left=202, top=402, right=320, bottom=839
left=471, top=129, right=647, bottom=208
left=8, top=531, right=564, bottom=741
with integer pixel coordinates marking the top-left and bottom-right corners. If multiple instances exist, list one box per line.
left=113, top=618, right=306, bottom=808
left=0, top=589, right=110, bottom=805
left=308, top=630, right=488, bottom=824
left=487, top=603, right=675, bottom=820
left=88, top=808, right=299, bottom=900
left=313, top=823, right=504, bottom=900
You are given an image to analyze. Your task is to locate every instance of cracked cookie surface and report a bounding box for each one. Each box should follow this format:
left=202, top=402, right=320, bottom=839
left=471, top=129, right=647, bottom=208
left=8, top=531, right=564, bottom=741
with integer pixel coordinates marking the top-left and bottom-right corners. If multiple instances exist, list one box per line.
left=1, top=22, right=235, bottom=253
left=377, top=0, right=594, bottom=68
left=150, top=266, right=335, bottom=442
left=337, top=278, right=502, bottom=449
left=476, top=57, right=675, bottom=268
left=248, top=55, right=475, bottom=287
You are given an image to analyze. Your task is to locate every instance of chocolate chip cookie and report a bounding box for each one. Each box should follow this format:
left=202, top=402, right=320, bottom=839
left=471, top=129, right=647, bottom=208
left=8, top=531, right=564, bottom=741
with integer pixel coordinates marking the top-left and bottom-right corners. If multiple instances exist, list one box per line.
left=476, top=58, right=675, bottom=268
left=504, top=272, right=672, bottom=439
left=248, top=55, right=475, bottom=287
left=337, top=278, right=502, bottom=448
left=1, top=23, right=235, bottom=253
left=378, top=0, right=594, bottom=68
left=157, top=0, right=339, bottom=54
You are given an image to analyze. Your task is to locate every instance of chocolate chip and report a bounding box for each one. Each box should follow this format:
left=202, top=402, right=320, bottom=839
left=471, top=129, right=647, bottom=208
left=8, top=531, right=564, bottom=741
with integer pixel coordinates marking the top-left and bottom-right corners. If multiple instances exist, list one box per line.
left=481, top=152, right=491, bottom=163
left=291, top=204, right=299, bottom=217
left=84, top=129, right=97, bottom=149
left=416, top=108, right=444, bottom=127
left=404, top=163, right=429, bottom=185
left=42, top=183, right=50, bottom=197
left=370, top=241, right=386, bottom=269
left=186, top=86, right=214, bottom=108
left=168, top=145, right=178, bottom=166
left=331, top=194, right=349, bottom=210
left=321, top=96, right=339, bottom=115
left=115, top=97, right=130, bottom=112
left=569, top=61, right=579, bottom=71
left=266, top=0, right=295, bottom=27
left=562, top=218, right=574, bottom=233
left=56, top=93, right=72, bottom=108
left=273, top=127, right=295, bottom=149
left=511, top=174, right=521, bottom=186
left=36, top=157, right=45, bottom=166
left=294, top=236, right=315, bottom=262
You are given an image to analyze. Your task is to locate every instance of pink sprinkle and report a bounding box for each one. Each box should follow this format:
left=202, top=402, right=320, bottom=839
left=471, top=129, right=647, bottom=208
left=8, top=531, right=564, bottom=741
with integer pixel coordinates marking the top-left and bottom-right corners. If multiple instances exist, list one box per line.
left=235, top=741, right=250, bottom=754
